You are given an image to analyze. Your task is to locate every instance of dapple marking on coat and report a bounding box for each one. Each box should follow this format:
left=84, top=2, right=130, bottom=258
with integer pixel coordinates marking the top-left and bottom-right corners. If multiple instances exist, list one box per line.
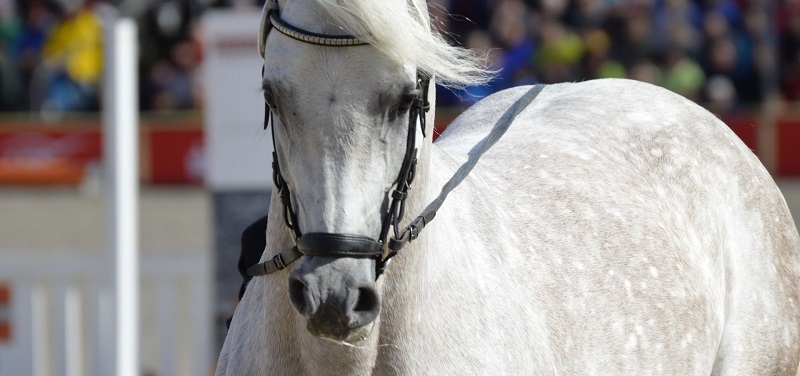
left=217, top=0, right=800, bottom=374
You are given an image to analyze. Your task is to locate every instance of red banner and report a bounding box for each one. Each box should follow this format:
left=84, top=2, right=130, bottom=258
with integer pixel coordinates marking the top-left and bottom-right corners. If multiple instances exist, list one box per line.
left=0, top=283, right=10, bottom=342
left=0, top=129, right=101, bottom=185
left=722, top=115, right=757, bottom=155
left=0, top=121, right=206, bottom=185
left=147, top=129, right=204, bottom=184
left=778, top=119, right=800, bottom=176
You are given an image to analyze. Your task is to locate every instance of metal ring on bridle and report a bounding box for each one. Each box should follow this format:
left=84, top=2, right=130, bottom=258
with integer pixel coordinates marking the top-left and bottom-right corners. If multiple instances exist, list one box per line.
left=269, top=13, right=369, bottom=47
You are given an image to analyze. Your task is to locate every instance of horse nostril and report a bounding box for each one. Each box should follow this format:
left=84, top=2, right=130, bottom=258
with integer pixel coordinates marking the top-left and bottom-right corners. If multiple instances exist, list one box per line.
left=288, top=276, right=311, bottom=316
left=353, top=287, right=380, bottom=315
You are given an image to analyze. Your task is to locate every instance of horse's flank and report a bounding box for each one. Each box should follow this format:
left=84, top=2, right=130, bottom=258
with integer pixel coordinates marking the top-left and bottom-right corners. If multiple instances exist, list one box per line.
left=433, top=80, right=800, bottom=374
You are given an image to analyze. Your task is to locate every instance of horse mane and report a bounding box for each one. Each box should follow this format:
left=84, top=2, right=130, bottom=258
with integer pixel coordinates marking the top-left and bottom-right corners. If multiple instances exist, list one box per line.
left=315, top=0, right=494, bottom=88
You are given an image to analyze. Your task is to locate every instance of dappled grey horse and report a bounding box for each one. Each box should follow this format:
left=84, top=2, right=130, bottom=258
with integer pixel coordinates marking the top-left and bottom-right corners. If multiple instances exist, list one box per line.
left=217, top=0, right=800, bottom=374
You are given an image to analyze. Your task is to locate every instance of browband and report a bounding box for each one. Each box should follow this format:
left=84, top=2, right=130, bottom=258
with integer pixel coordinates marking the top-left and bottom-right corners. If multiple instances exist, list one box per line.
left=270, top=14, right=368, bottom=47
left=258, top=0, right=367, bottom=57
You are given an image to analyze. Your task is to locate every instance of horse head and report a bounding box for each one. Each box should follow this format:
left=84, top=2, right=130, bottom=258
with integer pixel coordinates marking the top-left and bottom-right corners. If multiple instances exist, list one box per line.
left=257, top=0, right=489, bottom=344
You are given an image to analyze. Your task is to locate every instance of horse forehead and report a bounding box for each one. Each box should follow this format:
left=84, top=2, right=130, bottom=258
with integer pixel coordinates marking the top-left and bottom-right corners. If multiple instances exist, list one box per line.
left=262, top=2, right=414, bottom=88
left=280, top=0, right=335, bottom=32
left=265, top=44, right=407, bottom=88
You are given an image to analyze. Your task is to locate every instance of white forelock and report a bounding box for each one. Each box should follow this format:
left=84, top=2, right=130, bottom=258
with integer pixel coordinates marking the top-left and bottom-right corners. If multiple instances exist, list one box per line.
left=313, top=0, right=494, bottom=88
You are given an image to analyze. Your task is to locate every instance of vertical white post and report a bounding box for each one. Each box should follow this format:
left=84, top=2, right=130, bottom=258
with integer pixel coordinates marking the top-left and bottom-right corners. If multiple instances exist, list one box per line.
left=63, top=287, right=83, bottom=376
left=31, top=286, right=48, bottom=376
left=188, top=266, right=212, bottom=376
left=156, top=280, right=176, bottom=376
left=103, top=16, right=139, bottom=376
left=53, top=284, right=83, bottom=376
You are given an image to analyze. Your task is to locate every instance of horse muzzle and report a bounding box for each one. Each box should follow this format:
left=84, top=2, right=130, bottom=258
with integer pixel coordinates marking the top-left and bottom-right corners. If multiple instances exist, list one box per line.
left=287, top=255, right=381, bottom=343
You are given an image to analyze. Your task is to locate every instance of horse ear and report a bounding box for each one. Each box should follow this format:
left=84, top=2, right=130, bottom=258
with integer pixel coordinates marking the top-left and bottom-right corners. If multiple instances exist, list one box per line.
left=258, top=0, right=279, bottom=58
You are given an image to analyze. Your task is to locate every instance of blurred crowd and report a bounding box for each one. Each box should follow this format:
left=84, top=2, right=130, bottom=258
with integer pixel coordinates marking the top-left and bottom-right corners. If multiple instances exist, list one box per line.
left=0, top=0, right=212, bottom=115
left=436, top=0, right=791, bottom=115
left=0, top=0, right=105, bottom=113
left=0, top=0, right=797, bottom=117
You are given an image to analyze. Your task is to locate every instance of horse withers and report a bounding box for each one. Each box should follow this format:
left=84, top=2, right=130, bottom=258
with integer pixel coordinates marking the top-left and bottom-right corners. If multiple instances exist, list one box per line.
left=217, top=0, right=800, bottom=374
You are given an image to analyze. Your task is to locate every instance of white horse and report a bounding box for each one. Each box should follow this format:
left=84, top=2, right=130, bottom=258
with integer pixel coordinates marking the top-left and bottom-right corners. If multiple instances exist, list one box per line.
left=217, top=0, right=800, bottom=374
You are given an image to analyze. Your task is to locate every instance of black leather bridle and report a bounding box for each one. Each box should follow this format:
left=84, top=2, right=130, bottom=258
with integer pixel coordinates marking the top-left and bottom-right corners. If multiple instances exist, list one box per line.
left=248, top=0, right=546, bottom=280
left=248, top=1, right=431, bottom=279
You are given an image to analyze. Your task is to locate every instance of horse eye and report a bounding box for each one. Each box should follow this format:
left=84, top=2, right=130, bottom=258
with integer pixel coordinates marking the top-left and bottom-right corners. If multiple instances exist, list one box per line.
left=398, top=89, right=419, bottom=111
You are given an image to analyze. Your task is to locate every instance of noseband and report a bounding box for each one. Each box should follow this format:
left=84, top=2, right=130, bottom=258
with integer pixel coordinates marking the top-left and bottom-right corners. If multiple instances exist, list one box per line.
left=248, top=1, right=546, bottom=279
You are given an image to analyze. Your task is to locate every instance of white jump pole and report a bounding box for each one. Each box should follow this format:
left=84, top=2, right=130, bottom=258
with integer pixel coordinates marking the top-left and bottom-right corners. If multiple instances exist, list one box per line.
left=103, top=16, right=140, bottom=376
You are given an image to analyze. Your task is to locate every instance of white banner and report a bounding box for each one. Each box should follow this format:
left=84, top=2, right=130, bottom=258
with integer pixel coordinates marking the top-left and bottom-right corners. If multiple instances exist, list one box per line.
left=203, top=10, right=273, bottom=190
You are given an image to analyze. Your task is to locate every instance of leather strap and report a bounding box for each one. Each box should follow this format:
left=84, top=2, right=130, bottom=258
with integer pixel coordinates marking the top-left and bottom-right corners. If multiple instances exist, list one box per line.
left=386, top=84, right=547, bottom=253
left=269, top=13, right=368, bottom=46
left=247, top=246, right=303, bottom=276
left=297, top=233, right=383, bottom=258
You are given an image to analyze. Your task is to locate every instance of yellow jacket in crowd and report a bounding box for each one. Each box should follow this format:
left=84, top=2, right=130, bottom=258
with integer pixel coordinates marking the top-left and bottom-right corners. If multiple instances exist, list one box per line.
left=42, top=9, right=103, bottom=85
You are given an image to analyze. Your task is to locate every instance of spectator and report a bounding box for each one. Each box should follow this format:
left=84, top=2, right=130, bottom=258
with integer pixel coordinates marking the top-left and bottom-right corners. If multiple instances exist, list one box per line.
left=663, top=48, right=706, bottom=101
left=628, top=59, right=662, bottom=85
left=39, top=0, right=103, bottom=114
left=2, top=0, right=56, bottom=111
left=535, top=18, right=584, bottom=84
left=139, top=0, right=204, bottom=111
left=0, top=0, right=22, bottom=111
left=145, top=39, right=201, bottom=110
left=780, top=0, right=800, bottom=101
left=705, top=74, right=738, bottom=115
left=455, top=29, right=500, bottom=105
left=490, top=0, right=536, bottom=87
left=583, top=28, right=626, bottom=80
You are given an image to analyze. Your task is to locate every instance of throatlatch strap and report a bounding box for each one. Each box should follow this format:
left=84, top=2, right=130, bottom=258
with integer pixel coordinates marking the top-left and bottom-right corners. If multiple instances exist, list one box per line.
left=387, top=84, right=547, bottom=252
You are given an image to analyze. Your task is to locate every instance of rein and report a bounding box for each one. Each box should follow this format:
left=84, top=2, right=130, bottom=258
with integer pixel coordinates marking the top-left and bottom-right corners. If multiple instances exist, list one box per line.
left=247, top=1, right=545, bottom=279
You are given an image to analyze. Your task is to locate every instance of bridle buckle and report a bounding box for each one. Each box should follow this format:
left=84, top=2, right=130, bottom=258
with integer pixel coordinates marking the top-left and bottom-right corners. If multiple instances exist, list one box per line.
left=272, top=253, right=286, bottom=270
left=409, top=225, right=419, bottom=240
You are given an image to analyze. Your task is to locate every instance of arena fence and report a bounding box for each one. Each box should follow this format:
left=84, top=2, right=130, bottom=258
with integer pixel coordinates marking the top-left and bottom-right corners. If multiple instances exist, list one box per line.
left=0, top=253, right=212, bottom=376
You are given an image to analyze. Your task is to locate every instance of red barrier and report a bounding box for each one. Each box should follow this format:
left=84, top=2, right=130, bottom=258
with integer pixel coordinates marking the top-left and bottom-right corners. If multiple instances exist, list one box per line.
left=0, top=283, right=10, bottom=342
left=0, top=129, right=101, bottom=185
left=147, top=128, right=204, bottom=184
left=722, top=115, right=758, bottom=154
left=778, top=119, right=800, bottom=176
left=0, top=119, right=205, bottom=185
